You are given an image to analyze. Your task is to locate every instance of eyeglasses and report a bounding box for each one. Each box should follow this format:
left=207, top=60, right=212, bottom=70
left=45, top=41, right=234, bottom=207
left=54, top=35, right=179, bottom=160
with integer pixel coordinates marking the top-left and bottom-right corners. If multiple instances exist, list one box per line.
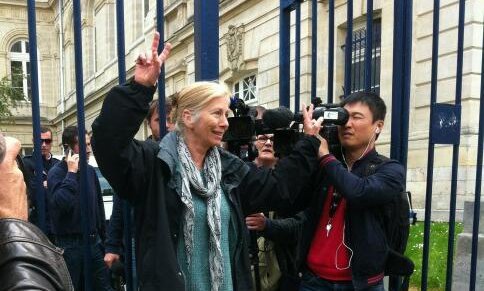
left=41, top=139, right=52, bottom=145
left=257, top=135, right=274, bottom=143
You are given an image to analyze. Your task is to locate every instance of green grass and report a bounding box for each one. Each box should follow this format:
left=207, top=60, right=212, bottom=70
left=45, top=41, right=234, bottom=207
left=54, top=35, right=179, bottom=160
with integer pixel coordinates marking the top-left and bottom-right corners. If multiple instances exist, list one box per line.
left=404, top=222, right=463, bottom=290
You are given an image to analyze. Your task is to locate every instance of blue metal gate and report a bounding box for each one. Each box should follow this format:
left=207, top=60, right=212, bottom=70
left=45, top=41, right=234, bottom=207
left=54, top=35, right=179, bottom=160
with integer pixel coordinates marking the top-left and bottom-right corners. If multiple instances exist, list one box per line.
left=22, top=0, right=484, bottom=290
left=279, top=0, right=483, bottom=290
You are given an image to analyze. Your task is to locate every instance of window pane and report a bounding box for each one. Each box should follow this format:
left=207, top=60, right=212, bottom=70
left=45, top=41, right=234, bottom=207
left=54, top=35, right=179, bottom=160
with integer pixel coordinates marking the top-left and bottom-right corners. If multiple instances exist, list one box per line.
left=144, top=0, right=150, bottom=17
left=25, top=41, right=29, bottom=53
left=11, top=41, right=22, bottom=52
left=11, top=61, right=23, bottom=89
left=26, top=62, right=32, bottom=101
left=349, top=19, right=381, bottom=93
left=235, top=82, right=239, bottom=94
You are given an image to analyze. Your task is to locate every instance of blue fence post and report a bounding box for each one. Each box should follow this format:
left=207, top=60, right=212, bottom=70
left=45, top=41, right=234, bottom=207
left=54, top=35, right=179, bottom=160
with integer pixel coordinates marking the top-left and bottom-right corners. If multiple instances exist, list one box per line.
left=327, top=0, right=334, bottom=103
left=421, top=1, right=440, bottom=290
left=469, top=21, right=484, bottom=291
left=115, top=0, right=135, bottom=290
left=311, top=0, right=317, bottom=101
left=157, top=0, right=167, bottom=138
left=400, top=0, right=413, bottom=167
left=364, top=0, right=373, bottom=92
left=279, top=0, right=292, bottom=107
left=445, top=1, right=465, bottom=290
left=72, top=0, right=93, bottom=289
left=194, top=1, right=219, bottom=81
left=26, top=0, right=46, bottom=233
left=294, top=1, right=301, bottom=111
left=390, top=0, right=412, bottom=167
left=343, top=0, right=353, bottom=96
left=390, top=0, right=403, bottom=164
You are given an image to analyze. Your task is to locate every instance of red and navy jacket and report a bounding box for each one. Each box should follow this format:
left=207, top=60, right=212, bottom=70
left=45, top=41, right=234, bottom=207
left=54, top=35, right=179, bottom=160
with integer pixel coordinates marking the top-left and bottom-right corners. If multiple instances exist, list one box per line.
left=298, top=149, right=405, bottom=289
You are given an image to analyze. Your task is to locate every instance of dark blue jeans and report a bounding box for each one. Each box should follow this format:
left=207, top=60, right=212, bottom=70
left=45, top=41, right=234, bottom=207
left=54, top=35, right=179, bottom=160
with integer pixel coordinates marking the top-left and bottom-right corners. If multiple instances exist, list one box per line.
left=55, top=234, right=113, bottom=291
left=300, top=270, right=385, bottom=291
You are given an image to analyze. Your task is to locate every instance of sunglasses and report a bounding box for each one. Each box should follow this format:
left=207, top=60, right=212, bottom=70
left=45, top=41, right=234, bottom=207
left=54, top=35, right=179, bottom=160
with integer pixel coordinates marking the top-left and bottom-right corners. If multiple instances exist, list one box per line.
left=41, top=139, right=52, bottom=145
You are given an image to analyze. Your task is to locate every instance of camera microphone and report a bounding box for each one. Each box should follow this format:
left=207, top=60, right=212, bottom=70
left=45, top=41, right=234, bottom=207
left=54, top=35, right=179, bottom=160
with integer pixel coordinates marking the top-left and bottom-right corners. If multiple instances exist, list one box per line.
left=262, top=107, right=295, bottom=130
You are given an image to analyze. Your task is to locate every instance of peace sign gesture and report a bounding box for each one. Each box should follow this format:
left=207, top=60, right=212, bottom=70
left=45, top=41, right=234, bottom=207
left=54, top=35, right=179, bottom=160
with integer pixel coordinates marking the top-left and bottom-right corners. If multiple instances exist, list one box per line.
left=134, top=32, right=172, bottom=87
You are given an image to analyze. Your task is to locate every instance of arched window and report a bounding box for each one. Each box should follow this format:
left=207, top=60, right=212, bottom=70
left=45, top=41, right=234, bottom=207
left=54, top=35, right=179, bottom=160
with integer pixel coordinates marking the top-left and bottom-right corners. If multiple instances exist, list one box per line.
left=9, top=40, right=32, bottom=101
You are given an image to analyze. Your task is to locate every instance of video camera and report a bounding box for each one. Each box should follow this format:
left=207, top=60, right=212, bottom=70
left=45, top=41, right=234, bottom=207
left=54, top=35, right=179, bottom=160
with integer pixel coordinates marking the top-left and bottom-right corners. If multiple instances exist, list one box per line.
left=223, top=96, right=349, bottom=159
left=261, top=98, right=349, bottom=157
left=222, top=97, right=270, bottom=161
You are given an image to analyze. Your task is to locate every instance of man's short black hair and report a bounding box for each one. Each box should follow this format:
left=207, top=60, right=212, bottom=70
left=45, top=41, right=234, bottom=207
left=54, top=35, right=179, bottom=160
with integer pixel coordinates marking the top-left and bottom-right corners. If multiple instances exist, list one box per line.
left=62, top=126, right=78, bottom=149
left=340, top=91, right=386, bottom=122
left=40, top=126, right=51, bottom=135
left=61, top=126, right=87, bottom=150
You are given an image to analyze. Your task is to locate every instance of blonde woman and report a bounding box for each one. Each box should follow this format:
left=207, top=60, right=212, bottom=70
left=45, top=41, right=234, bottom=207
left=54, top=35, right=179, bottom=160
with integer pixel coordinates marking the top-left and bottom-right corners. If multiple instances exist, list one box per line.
left=92, top=32, right=325, bottom=291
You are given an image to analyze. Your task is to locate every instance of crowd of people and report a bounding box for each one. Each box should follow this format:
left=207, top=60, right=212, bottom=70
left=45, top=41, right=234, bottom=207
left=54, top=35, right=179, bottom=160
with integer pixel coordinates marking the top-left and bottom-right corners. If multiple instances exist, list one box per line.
left=0, top=32, right=413, bottom=291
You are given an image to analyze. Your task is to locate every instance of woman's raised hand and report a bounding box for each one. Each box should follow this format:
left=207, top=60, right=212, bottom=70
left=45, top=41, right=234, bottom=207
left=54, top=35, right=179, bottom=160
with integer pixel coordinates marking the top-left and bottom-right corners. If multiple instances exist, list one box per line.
left=134, top=32, right=172, bottom=87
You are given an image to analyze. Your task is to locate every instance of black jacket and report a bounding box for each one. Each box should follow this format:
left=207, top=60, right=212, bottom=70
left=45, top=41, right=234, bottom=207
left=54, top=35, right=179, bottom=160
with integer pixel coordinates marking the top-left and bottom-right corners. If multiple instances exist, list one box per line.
left=263, top=210, right=306, bottom=280
left=0, top=218, right=73, bottom=290
left=299, top=151, right=405, bottom=289
left=22, top=154, right=60, bottom=233
left=91, top=82, right=320, bottom=291
left=47, top=160, right=107, bottom=238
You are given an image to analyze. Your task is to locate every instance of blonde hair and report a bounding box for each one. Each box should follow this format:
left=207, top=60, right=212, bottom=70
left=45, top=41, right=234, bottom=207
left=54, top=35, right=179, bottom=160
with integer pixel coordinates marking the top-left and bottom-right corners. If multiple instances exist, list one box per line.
left=170, top=81, right=232, bottom=131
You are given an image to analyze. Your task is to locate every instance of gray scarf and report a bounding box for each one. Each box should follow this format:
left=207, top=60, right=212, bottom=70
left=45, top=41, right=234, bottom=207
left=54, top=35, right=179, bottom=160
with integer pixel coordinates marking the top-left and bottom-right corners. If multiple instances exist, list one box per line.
left=177, top=134, right=224, bottom=291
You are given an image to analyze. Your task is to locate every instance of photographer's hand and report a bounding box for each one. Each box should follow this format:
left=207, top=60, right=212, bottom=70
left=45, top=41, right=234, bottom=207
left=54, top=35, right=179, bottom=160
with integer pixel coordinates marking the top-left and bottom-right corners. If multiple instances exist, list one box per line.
left=302, top=104, right=328, bottom=158
left=0, top=135, right=28, bottom=220
left=302, top=104, right=324, bottom=136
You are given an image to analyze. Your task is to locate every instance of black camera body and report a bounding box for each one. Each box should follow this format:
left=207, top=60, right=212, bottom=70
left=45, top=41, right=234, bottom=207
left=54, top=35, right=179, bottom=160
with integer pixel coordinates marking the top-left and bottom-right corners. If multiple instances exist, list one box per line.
left=262, top=102, right=349, bottom=157
left=222, top=96, right=349, bottom=159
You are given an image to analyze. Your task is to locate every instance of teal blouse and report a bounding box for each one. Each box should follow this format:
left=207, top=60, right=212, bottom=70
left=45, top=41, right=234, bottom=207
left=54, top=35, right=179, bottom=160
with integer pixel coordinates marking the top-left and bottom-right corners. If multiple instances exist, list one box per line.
left=177, top=188, right=237, bottom=291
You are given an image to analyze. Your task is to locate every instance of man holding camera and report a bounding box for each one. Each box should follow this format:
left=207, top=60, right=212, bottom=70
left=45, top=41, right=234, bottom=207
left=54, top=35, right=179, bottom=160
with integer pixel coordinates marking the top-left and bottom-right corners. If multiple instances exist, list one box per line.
left=298, top=92, right=406, bottom=290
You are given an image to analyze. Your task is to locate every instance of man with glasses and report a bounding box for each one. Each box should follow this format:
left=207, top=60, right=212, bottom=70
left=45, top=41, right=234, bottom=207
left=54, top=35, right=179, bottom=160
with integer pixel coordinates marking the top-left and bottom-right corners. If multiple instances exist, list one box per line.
left=23, top=126, right=60, bottom=237
left=247, top=132, right=307, bottom=291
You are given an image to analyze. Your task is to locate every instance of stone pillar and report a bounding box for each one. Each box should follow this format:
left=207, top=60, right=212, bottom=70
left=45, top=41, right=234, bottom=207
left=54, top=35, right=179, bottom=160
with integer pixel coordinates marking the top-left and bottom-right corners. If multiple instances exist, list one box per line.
left=452, top=201, right=484, bottom=289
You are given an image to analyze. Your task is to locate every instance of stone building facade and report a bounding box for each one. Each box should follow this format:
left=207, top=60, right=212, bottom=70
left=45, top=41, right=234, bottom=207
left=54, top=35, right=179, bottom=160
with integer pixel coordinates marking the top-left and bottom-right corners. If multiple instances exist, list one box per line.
left=0, top=0, right=482, bottom=216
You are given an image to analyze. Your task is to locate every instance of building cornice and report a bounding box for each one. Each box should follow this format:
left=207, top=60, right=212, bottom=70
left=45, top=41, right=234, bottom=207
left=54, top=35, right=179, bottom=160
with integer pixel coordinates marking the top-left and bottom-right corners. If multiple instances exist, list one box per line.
left=0, top=0, right=51, bottom=8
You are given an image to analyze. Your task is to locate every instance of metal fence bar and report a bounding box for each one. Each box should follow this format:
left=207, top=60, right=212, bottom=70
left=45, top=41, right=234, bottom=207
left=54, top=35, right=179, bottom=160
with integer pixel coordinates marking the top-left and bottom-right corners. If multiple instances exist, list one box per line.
left=279, top=0, right=291, bottom=107
left=364, top=0, right=373, bottom=92
left=115, top=0, right=135, bottom=290
left=445, top=1, right=465, bottom=290
left=26, top=0, right=46, bottom=233
left=72, top=0, right=93, bottom=289
left=157, top=0, right=167, bottom=138
left=194, top=1, right=219, bottom=81
left=295, top=2, right=301, bottom=111
left=421, top=1, right=440, bottom=290
left=400, top=0, right=412, bottom=167
left=311, top=0, right=317, bottom=101
left=390, top=0, right=413, bottom=170
left=344, top=0, right=353, bottom=96
left=469, top=17, right=484, bottom=291
left=327, top=0, right=334, bottom=103
left=390, top=0, right=404, bottom=185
